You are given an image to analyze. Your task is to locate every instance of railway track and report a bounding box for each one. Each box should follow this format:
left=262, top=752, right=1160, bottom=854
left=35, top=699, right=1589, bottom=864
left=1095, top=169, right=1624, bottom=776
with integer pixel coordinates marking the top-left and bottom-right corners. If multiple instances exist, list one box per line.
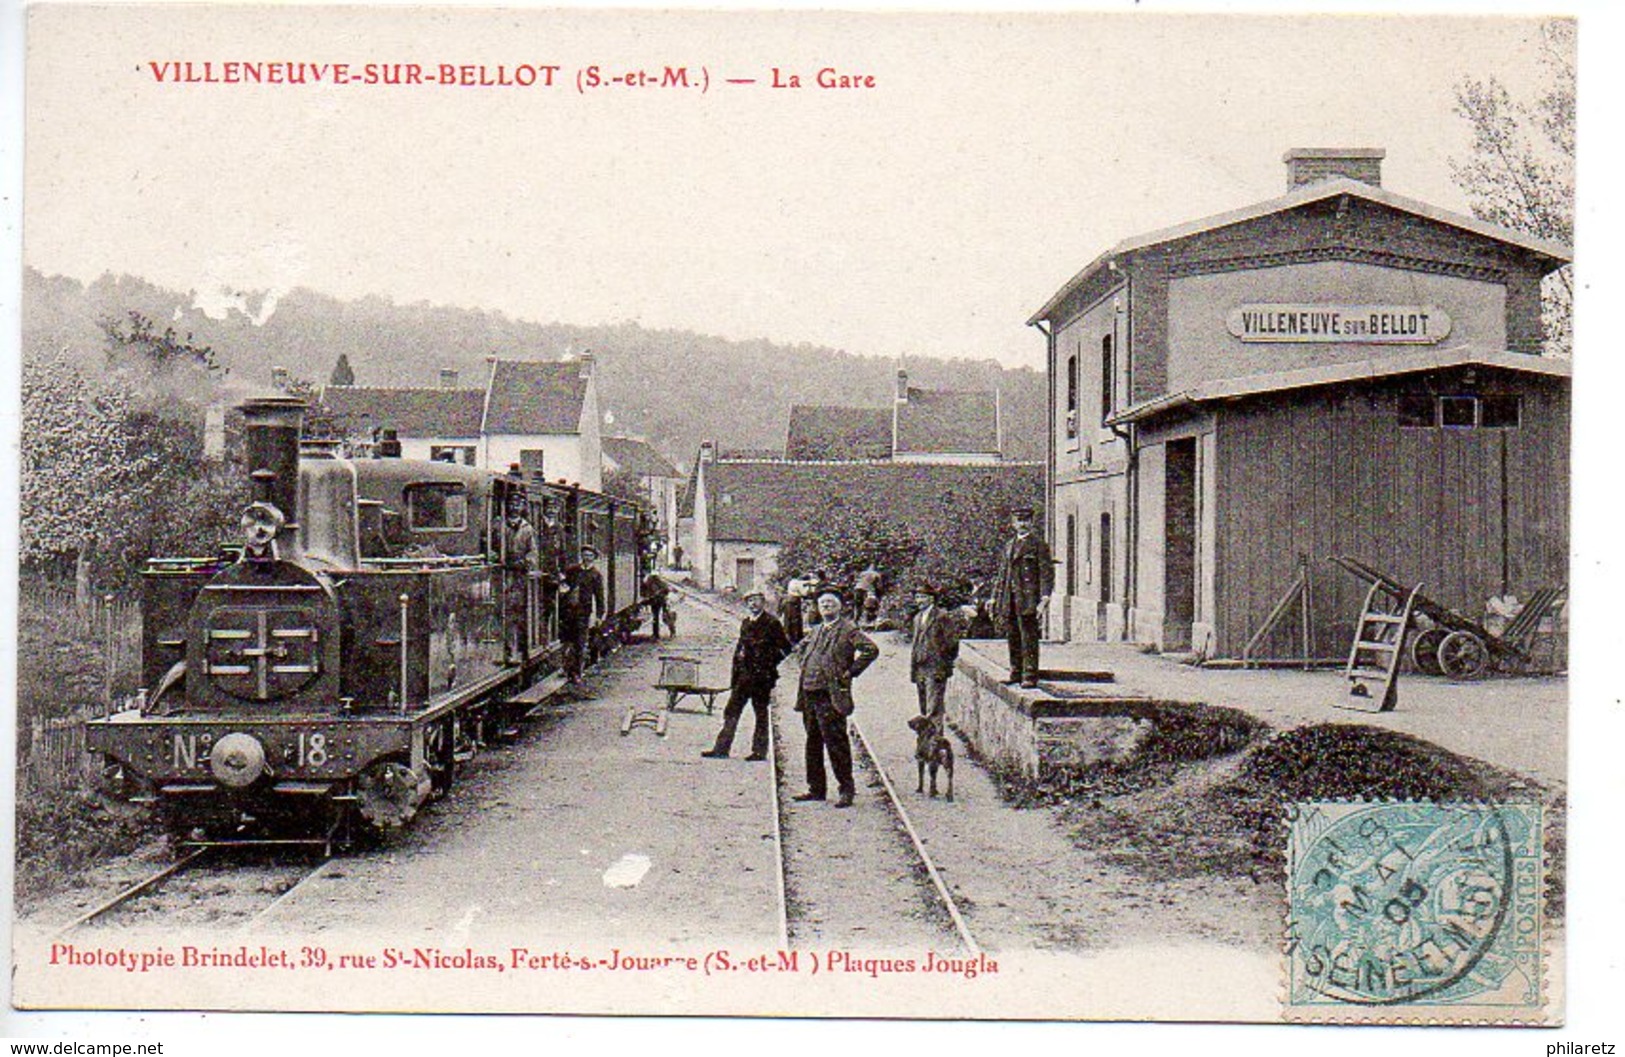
left=674, top=585, right=979, bottom=954
left=54, top=843, right=333, bottom=938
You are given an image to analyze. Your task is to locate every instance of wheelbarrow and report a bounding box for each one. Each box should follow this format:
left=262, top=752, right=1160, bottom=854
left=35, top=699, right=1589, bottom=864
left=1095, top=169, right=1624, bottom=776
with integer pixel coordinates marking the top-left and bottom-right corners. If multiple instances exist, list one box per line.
left=1330, top=556, right=1565, bottom=680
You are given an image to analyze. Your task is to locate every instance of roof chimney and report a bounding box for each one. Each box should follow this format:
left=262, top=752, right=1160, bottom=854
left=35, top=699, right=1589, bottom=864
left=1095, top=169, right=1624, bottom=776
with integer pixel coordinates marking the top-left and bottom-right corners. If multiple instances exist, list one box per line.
left=439, top=368, right=460, bottom=389
left=578, top=352, right=595, bottom=379
left=270, top=366, right=290, bottom=390
left=699, top=440, right=716, bottom=465
left=1284, top=147, right=1385, bottom=191
left=895, top=369, right=909, bottom=403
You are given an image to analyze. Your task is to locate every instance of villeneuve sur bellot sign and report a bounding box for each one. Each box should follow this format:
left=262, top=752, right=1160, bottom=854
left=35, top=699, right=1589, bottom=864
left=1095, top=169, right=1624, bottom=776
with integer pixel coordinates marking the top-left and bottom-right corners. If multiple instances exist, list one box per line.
left=1226, top=304, right=1452, bottom=344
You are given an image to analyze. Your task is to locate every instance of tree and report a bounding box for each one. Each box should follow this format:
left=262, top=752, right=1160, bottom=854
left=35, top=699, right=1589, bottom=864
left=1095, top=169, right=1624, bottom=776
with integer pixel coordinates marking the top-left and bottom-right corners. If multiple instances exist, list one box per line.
left=1450, top=19, right=1574, bottom=356
left=329, top=352, right=356, bottom=387
left=98, top=309, right=220, bottom=373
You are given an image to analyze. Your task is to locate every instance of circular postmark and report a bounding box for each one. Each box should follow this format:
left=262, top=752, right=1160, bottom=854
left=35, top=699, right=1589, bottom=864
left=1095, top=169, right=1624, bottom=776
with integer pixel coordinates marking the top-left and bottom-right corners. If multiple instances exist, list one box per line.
left=1289, top=803, right=1514, bottom=1005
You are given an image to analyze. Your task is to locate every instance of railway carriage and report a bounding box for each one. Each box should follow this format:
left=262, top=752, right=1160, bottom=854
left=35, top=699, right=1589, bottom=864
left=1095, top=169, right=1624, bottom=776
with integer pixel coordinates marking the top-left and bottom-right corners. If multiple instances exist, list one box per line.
left=87, top=395, right=651, bottom=849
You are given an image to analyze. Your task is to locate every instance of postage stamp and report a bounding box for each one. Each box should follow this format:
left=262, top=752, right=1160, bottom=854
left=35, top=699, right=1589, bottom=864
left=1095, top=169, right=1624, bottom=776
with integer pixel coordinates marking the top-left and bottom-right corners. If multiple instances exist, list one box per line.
left=1285, top=801, right=1546, bottom=1022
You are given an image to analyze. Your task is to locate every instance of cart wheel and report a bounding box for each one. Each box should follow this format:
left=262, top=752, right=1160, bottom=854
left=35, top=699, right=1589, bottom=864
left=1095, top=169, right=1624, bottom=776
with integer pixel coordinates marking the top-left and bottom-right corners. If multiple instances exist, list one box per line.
left=1437, top=630, right=1490, bottom=680
left=1411, top=627, right=1449, bottom=676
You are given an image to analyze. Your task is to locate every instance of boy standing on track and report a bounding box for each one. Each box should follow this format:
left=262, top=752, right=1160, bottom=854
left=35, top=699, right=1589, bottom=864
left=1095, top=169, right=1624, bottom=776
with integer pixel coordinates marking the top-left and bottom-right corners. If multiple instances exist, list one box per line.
left=702, top=590, right=793, bottom=762
left=793, top=591, right=879, bottom=809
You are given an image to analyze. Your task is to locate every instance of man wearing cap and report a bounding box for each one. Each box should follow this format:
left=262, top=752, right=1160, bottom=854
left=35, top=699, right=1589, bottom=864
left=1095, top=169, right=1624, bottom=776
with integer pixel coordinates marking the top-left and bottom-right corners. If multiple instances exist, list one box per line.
left=991, top=507, right=1054, bottom=689
left=501, top=495, right=539, bottom=666
left=559, top=544, right=606, bottom=682
left=702, top=590, right=793, bottom=761
left=642, top=570, right=672, bottom=641
left=910, top=583, right=961, bottom=718
left=794, top=591, right=879, bottom=808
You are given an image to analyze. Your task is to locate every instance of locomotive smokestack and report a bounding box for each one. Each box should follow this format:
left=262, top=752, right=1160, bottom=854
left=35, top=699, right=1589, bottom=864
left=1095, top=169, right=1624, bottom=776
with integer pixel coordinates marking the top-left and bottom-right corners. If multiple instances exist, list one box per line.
left=239, top=396, right=307, bottom=544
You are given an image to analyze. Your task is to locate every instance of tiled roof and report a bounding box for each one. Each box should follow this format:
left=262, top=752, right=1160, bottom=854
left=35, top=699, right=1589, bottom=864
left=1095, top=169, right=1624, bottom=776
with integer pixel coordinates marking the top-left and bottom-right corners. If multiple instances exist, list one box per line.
left=1030, top=177, right=1572, bottom=326
left=894, top=388, right=999, bottom=455
left=602, top=435, right=680, bottom=479
left=320, top=386, right=485, bottom=438
left=703, top=459, right=1042, bottom=544
left=483, top=359, right=589, bottom=435
left=785, top=405, right=893, bottom=461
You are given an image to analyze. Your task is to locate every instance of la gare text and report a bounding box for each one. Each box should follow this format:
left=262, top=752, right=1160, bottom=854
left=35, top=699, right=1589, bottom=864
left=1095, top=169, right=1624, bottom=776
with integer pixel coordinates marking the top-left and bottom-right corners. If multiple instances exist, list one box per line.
left=772, top=67, right=877, bottom=89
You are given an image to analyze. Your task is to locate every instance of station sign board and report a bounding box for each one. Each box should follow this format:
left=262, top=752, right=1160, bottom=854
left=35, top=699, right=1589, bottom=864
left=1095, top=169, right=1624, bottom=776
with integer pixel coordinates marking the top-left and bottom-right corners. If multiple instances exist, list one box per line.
left=1226, top=304, right=1451, bottom=344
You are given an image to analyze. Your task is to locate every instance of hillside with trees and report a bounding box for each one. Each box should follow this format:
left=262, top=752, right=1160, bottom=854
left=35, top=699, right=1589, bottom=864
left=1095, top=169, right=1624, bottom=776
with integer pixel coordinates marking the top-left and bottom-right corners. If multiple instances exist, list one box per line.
left=22, top=267, right=1049, bottom=468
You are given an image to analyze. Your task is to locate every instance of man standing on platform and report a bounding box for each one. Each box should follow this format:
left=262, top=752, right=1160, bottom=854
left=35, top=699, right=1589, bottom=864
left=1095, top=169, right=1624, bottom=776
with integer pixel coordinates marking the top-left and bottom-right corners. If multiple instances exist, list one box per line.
left=702, top=591, right=793, bottom=762
left=992, top=507, right=1053, bottom=689
left=794, top=591, right=878, bottom=808
left=910, top=583, right=960, bottom=718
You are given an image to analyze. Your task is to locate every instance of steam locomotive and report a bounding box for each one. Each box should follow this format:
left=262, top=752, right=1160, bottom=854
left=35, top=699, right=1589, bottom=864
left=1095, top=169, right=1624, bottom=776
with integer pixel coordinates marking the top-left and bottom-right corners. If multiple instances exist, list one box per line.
left=86, top=396, right=652, bottom=849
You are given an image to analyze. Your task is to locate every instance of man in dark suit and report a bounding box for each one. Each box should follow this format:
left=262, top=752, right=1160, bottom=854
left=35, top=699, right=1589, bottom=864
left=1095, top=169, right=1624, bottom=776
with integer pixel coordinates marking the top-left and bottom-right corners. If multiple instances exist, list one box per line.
left=703, top=591, right=793, bottom=761
left=910, top=583, right=960, bottom=718
left=992, top=507, right=1054, bottom=689
left=794, top=591, right=879, bottom=808
left=559, top=545, right=606, bottom=682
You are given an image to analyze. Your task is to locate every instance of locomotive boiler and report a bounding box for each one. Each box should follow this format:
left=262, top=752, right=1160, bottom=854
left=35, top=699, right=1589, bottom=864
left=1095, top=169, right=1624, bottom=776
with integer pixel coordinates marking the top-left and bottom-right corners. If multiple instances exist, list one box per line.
left=87, top=395, right=650, bottom=849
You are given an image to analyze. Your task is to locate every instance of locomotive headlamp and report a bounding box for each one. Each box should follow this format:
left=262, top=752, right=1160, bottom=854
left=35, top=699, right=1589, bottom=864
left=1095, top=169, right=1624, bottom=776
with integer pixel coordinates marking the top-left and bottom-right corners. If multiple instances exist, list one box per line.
left=209, top=732, right=268, bottom=788
left=240, top=501, right=286, bottom=557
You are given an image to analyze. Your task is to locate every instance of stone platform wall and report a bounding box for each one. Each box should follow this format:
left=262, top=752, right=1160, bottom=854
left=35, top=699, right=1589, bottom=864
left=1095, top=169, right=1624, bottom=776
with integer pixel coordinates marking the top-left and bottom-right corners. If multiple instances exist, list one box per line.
left=945, top=643, right=1183, bottom=780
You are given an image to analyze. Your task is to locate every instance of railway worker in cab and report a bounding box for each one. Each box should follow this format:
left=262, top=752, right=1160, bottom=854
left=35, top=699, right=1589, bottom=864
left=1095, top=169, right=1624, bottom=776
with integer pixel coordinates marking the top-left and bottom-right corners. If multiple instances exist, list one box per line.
left=702, top=590, right=793, bottom=762
left=794, top=590, right=878, bottom=809
left=502, top=494, right=539, bottom=666
left=560, top=545, right=606, bottom=683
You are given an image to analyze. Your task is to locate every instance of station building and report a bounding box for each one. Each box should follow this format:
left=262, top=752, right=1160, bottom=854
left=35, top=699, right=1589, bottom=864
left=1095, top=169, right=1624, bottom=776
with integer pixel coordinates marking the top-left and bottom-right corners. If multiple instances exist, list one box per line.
left=1028, top=149, right=1571, bottom=660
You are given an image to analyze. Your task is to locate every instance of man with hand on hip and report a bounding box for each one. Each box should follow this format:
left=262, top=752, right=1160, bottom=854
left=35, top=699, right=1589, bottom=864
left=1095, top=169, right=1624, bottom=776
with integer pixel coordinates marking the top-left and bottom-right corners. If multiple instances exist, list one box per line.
left=793, top=591, right=878, bottom=809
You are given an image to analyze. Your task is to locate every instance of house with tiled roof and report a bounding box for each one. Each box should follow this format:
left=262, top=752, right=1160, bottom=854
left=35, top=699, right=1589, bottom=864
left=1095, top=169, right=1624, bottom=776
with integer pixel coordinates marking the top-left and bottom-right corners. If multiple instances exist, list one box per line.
left=480, top=357, right=602, bottom=491
left=603, top=435, right=684, bottom=561
left=893, top=377, right=1001, bottom=463
left=321, top=373, right=487, bottom=464
left=320, top=356, right=603, bottom=489
left=685, top=451, right=1043, bottom=593
left=785, top=405, right=892, bottom=460
left=782, top=371, right=1004, bottom=464
left=680, top=371, right=1027, bottom=589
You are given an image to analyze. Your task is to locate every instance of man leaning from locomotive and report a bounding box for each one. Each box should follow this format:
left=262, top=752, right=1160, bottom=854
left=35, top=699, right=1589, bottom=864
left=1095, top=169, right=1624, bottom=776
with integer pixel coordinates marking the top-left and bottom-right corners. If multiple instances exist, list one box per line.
left=502, top=494, right=540, bottom=666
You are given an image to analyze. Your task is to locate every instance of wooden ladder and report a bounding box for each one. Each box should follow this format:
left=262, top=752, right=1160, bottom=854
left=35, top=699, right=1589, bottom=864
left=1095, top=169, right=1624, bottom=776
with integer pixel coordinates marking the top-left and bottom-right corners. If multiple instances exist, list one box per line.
left=1340, top=580, right=1421, bottom=713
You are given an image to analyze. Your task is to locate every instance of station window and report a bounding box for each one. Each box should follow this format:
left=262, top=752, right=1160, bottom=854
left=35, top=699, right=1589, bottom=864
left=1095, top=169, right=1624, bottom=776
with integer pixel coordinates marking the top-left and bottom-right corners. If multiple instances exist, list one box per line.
left=1066, top=352, right=1079, bottom=440
left=1397, top=394, right=1435, bottom=428
left=406, top=483, right=469, bottom=531
left=1396, top=394, right=1521, bottom=430
left=1480, top=395, right=1521, bottom=428
left=1100, top=335, right=1115, bottom=423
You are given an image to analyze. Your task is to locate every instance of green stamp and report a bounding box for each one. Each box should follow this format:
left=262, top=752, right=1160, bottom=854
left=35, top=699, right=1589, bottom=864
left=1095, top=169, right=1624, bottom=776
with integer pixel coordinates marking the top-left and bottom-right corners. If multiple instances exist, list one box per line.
left=1286, top=801, right=1544, bottom=1015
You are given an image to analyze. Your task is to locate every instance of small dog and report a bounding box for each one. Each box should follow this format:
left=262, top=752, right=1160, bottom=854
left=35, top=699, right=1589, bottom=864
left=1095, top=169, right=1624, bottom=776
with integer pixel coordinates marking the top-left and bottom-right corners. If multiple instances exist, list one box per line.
left=907, top=713, right=955, bottom=801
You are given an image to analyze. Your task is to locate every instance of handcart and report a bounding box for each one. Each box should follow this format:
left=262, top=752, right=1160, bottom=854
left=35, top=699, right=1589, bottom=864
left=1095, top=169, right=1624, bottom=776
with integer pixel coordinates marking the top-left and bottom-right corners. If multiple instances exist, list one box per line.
left=1330, top=555, right=1565, bottom=681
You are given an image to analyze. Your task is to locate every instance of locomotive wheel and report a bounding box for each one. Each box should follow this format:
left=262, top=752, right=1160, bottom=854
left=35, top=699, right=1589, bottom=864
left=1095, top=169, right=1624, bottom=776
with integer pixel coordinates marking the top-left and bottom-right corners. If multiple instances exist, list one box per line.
left=1410, top=627, right=1449, bottom=676
left=1437, top=630, right=1490, bottom=681
left=423, top=719, right=457, bottom=798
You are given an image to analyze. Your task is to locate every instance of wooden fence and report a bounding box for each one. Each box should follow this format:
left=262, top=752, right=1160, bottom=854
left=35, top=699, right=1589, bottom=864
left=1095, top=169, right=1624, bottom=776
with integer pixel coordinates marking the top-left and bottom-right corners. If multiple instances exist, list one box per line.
left=17, top=584, right=142, bottom=793
left=23, top=714, right=101, bottom=792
